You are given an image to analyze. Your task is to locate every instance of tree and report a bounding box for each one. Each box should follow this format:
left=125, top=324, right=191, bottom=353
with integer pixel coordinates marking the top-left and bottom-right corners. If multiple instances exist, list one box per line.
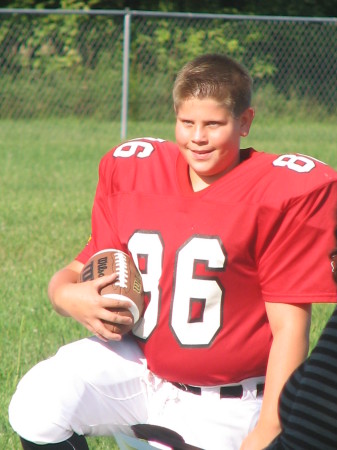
left=2, top=0, right=337, bottom=17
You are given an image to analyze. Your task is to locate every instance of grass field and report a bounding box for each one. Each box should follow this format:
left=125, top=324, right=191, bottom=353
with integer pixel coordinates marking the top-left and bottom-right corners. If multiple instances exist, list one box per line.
left=1, top=117, right=336, bottom=449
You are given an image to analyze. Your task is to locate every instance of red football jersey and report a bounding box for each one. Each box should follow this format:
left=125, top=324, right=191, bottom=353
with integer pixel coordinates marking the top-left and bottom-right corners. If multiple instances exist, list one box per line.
left=77, top=138, right=337, bottom=385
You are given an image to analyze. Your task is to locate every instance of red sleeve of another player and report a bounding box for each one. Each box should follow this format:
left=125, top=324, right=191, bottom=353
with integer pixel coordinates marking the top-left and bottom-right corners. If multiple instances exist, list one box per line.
left=76, top=153, right=122, bottom=264
left=258, top=182, right=337, bottom=303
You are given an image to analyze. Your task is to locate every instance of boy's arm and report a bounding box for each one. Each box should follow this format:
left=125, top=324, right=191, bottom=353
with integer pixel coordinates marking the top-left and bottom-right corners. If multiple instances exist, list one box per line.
left=240, top=302, right=311, bottom=450
left=48, top=260, right=134, bottom=341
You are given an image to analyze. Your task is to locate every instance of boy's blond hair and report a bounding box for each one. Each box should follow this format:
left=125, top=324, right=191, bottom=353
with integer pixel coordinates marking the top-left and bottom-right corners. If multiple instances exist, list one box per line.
left=173, top=53, right=252, bottom=118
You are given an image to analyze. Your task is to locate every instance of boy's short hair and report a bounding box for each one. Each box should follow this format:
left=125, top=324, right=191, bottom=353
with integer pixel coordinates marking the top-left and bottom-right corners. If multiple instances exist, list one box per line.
left=173, top=53, right=252, bottom=117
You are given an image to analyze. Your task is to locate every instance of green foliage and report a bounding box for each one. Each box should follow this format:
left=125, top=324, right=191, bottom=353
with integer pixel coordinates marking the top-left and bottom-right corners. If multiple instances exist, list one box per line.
left=1, top=11, right=336, bottom=121
left=2, top=0, right=337, bottom=16
left=0, top=11, right=123, bottom=75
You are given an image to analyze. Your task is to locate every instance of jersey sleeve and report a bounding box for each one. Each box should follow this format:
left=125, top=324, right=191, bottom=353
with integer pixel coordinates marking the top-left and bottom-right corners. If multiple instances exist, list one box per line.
left=258, top=181, right=337, bottom=303
left=76, top=151, right=122, bottom=264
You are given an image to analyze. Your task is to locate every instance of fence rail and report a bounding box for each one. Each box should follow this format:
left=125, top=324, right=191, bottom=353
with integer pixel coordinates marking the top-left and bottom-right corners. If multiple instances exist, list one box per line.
left=0, top=8, right=336, bottom=138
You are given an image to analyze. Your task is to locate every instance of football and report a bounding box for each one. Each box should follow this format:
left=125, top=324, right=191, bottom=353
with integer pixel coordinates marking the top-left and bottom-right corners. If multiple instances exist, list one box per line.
left=79, top=249, right=144, bottom=334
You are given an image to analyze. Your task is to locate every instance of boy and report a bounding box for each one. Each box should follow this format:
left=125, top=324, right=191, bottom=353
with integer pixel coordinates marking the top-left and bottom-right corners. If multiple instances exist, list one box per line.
left=9, top=54, right=337, bottom=450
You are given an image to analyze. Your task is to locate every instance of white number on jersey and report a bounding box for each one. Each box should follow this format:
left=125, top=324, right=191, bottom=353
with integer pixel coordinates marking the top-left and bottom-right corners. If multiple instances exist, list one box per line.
left=172, top=237, right=225, bottom=346
left=128, top=232, right=163, bottom=339
left=113, top=138, right=165, bottom=159
left=129, top=232, right=226, bottom=347
left=273, top=154, right=316, bottom=173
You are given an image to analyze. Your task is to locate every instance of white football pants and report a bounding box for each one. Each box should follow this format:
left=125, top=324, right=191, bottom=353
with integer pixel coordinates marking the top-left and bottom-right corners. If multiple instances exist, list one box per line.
left=9, top=335, right=263, bottom=450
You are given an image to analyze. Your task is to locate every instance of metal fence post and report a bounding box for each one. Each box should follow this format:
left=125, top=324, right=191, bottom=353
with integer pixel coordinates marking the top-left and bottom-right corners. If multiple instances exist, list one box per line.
left=121, top=8, right=131, bottom=140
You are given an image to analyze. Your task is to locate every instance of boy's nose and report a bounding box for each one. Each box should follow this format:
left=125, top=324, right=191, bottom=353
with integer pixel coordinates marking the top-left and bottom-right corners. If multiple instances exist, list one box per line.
left=192, top=126, right=207, bottom=143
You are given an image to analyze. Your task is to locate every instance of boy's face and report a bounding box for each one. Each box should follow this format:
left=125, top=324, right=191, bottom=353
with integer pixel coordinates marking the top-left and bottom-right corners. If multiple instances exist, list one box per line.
left=175, top=97, right=254, bottom=190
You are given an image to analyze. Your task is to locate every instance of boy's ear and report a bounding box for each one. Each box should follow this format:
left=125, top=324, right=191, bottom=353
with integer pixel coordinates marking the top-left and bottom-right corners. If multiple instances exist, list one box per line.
left=240, top=107, right=255, bottom=137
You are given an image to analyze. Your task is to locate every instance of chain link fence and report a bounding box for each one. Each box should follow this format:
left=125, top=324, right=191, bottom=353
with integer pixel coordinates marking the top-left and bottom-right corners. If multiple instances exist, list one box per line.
left=0, top=9, right=336, bottom=136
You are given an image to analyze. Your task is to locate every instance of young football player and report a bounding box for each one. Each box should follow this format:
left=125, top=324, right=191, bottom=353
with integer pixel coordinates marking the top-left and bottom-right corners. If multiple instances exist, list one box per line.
left=9, top=53, right=337, bottom=450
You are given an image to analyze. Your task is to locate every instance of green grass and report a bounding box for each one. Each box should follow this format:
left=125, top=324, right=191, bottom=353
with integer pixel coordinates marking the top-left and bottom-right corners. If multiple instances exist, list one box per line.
left=0, top=117, right=336, bottom=449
